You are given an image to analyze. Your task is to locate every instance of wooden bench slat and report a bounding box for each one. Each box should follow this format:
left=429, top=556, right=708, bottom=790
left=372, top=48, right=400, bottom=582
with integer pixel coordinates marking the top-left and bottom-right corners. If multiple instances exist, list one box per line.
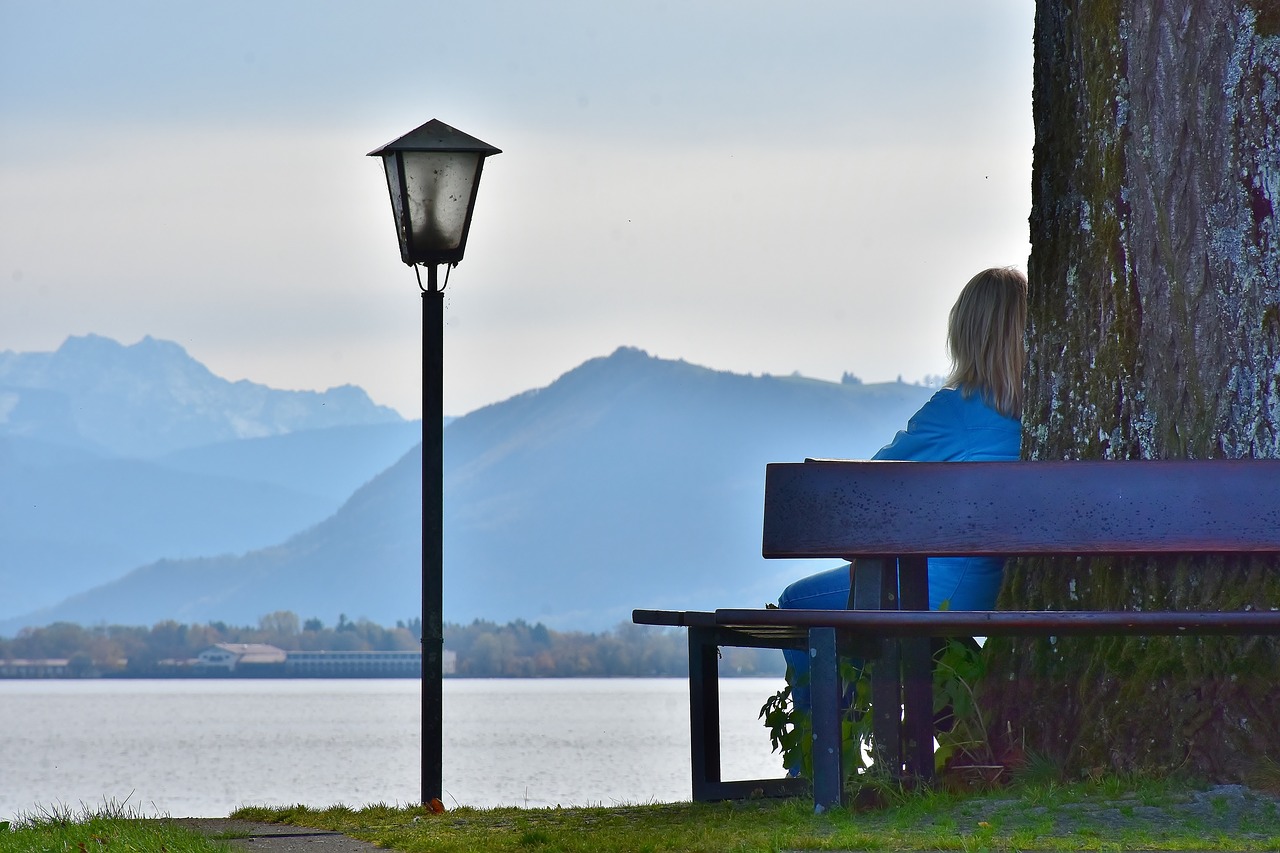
left=632, top=609, right=716, bottom=628
left=714, top=607, right=1280, bottom=636
left=762, top=459, right=1280, bottom=558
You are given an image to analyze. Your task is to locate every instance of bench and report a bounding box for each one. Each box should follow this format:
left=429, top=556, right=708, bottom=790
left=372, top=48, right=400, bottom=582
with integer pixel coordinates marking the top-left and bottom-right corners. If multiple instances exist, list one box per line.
left=633, top=458, right=1280, bottom=811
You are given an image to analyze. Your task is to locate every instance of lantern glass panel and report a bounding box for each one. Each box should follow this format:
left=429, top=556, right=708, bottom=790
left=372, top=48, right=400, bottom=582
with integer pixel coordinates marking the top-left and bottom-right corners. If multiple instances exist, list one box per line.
left=382, top=155, right=406, bottom=229
left=402, top=150, right=481, bottom=252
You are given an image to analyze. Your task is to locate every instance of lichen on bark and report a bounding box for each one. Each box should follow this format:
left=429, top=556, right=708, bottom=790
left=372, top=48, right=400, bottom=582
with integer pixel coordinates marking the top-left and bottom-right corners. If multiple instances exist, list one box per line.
left=982, top=0, right=1280, bottom=781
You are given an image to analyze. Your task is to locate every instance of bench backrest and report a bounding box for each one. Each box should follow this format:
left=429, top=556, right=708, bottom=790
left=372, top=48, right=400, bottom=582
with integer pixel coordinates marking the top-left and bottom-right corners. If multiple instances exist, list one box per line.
left=762, top=459, right=1280, bottom=559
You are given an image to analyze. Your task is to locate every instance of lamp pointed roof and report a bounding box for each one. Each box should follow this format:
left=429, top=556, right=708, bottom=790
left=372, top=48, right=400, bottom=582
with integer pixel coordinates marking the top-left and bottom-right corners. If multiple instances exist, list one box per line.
left=367, top=119, right=502, bottom=157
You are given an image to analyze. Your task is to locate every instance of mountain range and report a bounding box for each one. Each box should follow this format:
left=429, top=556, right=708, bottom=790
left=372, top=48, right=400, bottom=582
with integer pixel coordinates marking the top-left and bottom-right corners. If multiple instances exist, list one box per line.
left=0, top=336, right=935, bottom=634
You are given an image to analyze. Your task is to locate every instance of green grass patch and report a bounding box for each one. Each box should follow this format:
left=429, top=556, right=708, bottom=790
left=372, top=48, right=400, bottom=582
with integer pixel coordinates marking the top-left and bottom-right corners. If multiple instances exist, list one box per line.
left=9, top=778, right=1278, bottom=852
left=3, top=801, right=233, bottom=853
left=228, top=778, right=1280, bottom=852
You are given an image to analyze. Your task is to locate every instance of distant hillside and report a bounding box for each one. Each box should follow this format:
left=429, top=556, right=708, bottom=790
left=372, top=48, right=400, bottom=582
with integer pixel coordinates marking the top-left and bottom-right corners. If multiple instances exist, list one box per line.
left=0, top=435, right=333, bottom=619
left=0, top=422, right=423, bottom=621
left=0, top=335, right=419, bottom=625
left=6, top=347, right=935, bottom=632
left=157, top=421, right=423, bottom=504
left=442, top=348, right=933, bottom=628
left=12, top=445, right=422, bottom=629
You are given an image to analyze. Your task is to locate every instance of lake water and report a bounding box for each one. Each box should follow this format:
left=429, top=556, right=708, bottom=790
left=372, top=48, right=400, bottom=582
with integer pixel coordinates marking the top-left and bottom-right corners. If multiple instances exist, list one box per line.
left=0, top=677, right=788, bottom=821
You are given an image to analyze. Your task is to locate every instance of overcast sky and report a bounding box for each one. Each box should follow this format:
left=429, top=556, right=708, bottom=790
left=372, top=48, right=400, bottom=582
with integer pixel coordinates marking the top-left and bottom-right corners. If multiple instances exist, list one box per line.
left=1, top=1, right=1034, bottom=419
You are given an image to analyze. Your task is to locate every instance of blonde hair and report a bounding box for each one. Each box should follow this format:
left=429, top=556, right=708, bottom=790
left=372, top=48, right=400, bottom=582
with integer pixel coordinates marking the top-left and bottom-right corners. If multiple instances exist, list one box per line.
left=946, top=266, right=1027, bottom=419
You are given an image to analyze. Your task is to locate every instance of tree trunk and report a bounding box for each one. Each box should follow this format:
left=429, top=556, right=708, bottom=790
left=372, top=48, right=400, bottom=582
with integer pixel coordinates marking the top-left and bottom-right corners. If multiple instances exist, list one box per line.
left=983, top=0, right=1280, bottom=781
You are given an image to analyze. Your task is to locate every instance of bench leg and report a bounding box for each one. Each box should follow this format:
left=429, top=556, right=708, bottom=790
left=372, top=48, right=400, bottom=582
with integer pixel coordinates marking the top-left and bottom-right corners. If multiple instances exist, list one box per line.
left=901, top=636, right=934, bottom=781
left=809, top=626, right=843, bottom=812
left=869, top=639, right=902, bottom=775
left=688, top=625, right=722, bottom=802
left=860, top=556, right=904, bottom=776
left=898, top=556, right=935, bottom=783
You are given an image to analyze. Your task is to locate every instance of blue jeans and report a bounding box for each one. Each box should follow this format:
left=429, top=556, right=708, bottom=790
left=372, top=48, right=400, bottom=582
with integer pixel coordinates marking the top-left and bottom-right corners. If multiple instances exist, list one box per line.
left=777, top=564, right=855, bottom=712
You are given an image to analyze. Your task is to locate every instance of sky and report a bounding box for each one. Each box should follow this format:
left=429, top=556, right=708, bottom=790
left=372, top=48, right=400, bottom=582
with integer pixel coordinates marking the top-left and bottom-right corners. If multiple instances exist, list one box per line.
left=0, top=1, right=1034, bottom=420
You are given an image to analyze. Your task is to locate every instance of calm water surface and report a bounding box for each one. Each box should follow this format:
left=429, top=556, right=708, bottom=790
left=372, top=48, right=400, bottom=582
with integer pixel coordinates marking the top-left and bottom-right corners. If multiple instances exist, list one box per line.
left=0, top=678, right=786, bottom=820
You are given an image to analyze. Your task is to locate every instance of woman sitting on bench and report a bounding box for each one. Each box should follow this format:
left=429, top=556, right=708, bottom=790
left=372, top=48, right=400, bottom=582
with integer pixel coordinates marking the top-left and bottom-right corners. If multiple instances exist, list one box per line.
left=777, top=265, right=1028, bottom=712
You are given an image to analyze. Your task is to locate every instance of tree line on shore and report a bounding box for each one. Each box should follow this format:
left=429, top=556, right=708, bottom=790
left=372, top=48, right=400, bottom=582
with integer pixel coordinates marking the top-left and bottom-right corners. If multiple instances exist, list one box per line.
left=444, top=619, right=783, bottom=677
left=0, top=612, right=784, bottom=678
left=0, top=611, right=419, bottom=676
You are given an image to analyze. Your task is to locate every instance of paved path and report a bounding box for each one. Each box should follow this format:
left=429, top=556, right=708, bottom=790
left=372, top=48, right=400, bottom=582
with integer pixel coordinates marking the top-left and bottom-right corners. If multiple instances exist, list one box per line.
left=171, top=819, right=380, bottom=853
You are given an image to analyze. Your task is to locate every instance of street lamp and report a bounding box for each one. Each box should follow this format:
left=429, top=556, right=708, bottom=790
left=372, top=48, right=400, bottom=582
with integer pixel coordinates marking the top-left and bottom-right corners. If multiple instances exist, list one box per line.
left=369, top=118, right=501, bottom=803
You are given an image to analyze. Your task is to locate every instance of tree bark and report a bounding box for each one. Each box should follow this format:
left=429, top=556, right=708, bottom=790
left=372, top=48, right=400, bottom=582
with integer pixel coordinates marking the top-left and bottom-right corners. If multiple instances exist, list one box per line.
left=983, top=0, right=1280, bottom=780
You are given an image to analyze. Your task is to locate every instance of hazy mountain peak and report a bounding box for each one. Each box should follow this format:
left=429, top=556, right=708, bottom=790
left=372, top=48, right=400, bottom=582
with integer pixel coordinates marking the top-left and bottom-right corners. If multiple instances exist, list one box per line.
left=52, top=334, right=217, bottom=388
left=61, top=332, right=182, bottom=355
left=606, top=345, right=651, bottom=360
left=0, top=334, right=401, bottom=457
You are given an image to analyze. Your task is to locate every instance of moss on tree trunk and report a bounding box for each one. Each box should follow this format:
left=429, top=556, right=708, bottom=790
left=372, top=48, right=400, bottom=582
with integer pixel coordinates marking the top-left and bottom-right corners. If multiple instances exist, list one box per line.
left=982, top=0, right=1280, bottom=781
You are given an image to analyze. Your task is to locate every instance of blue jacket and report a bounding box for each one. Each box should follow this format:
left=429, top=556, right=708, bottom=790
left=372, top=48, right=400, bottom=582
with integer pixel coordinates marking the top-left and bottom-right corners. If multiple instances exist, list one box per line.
left=873, top=386, right=1021, bottom=463
left=873, top=387, right=1021, bottom=610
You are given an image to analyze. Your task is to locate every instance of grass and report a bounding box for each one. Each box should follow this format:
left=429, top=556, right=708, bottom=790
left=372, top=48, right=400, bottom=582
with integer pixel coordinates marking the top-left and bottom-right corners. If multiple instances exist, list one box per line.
left=225, top=775, right=1280, bottom=852
left=8, top=778, right=1280, bottom=852
left=2, top=800, right=234, bottom=853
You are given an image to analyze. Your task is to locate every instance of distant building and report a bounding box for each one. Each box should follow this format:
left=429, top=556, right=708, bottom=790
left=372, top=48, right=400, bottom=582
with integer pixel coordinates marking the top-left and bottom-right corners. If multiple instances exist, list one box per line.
left=285, top=650, right=422, bottom=678
left=0, top=659, right=69, bottom=678
left=196, top=643, right=287, bottom=672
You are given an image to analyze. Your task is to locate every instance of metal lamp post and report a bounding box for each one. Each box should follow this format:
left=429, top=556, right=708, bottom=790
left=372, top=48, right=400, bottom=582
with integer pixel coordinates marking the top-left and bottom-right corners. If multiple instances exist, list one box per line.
left=368, top=119, right=501, bottom=803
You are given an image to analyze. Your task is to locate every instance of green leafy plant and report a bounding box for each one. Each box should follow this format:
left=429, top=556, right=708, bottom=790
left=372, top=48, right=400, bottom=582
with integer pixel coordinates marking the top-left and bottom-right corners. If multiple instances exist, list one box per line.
left=760, top=658, right=874, bottom=783
left=761, top=637, right=996, bottom=789
left=932, top=637, right=996, bottom=774
left=760, top=677, right=810, bottom=778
